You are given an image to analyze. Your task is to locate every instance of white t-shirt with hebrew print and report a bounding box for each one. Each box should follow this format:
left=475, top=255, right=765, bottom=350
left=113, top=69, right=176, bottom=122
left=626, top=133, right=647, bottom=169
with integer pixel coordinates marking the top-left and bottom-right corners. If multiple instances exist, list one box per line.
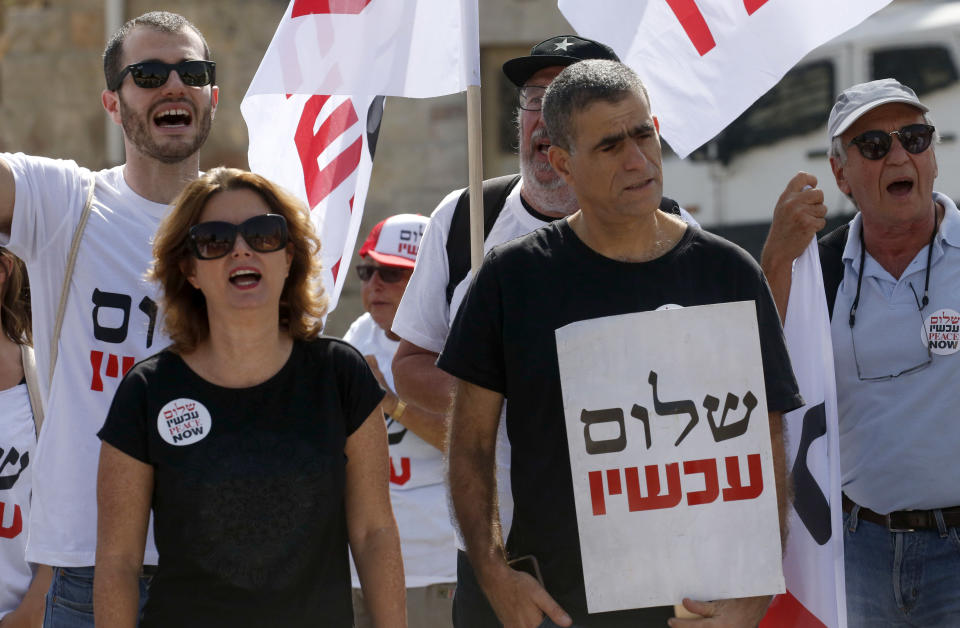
left=344, top=313, right=456, bottom=587
left=0, top=383, right=36, bottom=618
left=0, top=154, right=168, bottom=567
left=391, top=183, right=541, bottom=550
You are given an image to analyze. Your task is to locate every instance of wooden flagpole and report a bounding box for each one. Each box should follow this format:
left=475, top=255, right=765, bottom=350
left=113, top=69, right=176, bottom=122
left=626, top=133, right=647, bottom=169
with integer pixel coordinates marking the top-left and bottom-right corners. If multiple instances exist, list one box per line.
left=461, top=0, right=483, bottom=273
left=466, top=84, right=484, bottom=273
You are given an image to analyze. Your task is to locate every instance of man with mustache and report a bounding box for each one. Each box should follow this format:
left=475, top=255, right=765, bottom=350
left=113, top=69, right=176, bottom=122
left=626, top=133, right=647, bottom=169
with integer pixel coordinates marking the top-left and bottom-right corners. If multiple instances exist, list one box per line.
left=391, top=37, right=694, bottom=626
left=0, top=11, right=217, bottom=627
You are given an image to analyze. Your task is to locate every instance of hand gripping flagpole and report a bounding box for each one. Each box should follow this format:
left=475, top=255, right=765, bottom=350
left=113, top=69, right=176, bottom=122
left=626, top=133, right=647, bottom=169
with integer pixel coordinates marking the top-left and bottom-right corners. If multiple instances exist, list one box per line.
left=461, top=0, right=484, bottom=273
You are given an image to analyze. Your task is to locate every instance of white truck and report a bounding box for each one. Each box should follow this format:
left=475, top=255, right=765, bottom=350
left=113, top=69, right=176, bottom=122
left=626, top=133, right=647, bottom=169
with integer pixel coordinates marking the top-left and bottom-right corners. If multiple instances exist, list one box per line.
left=665, top=0, right=960, bottom=252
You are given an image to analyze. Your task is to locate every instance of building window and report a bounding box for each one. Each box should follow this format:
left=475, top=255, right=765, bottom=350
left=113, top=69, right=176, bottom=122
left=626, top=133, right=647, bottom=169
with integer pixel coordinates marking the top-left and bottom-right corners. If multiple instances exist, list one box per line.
left=872, top=46, right=958, bottom=96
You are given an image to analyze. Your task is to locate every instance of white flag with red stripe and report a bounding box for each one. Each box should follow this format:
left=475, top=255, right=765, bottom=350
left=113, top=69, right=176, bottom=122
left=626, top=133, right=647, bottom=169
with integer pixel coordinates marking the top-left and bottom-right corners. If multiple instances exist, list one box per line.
left=241, top=0, right=479, bottom=310
left=759, top=239, right=846, bottom=628
left=558, top=0, right=891, bottom=157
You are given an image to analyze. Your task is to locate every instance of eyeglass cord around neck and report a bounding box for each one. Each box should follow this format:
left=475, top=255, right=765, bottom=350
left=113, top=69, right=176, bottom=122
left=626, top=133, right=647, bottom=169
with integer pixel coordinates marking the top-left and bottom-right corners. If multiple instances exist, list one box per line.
left=849, top=204, right=939, bottom=328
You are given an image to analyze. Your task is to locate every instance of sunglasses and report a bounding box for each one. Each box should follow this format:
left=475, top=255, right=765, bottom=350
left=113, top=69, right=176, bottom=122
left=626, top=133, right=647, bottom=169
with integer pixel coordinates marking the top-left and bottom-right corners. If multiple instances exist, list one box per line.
left=111, top=60, right=216, bottom=91
left=187, top=214, right=288, bottom=260
left=847, top=123, right=935, bottom=160
left=355, top=265, right=410, bottom=283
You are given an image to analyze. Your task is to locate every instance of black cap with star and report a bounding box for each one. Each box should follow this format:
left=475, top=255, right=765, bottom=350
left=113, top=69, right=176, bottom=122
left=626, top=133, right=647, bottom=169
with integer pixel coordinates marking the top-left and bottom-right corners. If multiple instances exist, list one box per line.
left=502, top=35, right=620, bottom=87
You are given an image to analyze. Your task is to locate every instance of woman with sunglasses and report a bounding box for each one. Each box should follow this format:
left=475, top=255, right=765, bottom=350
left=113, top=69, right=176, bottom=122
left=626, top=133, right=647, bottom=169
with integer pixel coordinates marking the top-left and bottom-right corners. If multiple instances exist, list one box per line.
left=94, top=168, right=405, bottom=628
left=0, top=247, right=52, bottom=628
left=343, top=215, right=457, bottom=627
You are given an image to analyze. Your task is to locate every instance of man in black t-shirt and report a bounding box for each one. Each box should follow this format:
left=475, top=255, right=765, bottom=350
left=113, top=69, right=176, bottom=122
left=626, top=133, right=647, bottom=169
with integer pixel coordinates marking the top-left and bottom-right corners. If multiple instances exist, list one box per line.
left=438, top=60, right=802, bottom=628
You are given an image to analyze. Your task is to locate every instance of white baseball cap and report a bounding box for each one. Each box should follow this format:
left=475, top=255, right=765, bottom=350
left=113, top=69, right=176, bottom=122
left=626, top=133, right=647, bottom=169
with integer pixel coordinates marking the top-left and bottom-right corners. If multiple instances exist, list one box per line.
left=358, top=213, right=429, bottom=268
left=828, top=78, right=928, bottom=138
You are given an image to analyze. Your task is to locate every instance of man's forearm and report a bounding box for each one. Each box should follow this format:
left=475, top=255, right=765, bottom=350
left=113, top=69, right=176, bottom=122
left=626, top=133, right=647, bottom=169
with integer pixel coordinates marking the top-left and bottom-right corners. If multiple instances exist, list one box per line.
left=450, top=430, right=505, bottom=576
left=447, top=380, right=508, bottom=584
left=392, top=340, right=456, bottom=414
left=760, top=253, right=793, bottom=324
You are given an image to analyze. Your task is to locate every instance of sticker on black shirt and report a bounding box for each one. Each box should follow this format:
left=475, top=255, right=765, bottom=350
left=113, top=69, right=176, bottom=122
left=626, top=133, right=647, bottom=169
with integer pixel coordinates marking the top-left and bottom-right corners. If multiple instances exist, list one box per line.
left=923, top=308, right=960, bottom=356
left=158, top=398, right=212, bottom=446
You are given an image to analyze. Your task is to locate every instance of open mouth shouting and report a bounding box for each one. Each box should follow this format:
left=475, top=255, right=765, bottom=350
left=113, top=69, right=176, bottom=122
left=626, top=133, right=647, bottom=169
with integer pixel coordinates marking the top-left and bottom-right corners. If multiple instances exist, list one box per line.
left=886, top=176, right=915, bottom=197
left=153, top=104, right=193, bottom=129
left=229, top=267, right=262, bottom=289
left=531, top=128, right=552, bottom=161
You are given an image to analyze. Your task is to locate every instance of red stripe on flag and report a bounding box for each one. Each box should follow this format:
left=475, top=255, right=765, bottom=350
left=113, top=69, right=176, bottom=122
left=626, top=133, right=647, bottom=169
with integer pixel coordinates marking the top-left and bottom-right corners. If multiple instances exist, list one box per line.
left=311, top=136, right=362, bottom=207
left=292, top=0, right=372, bottom=17
left=743, top=0, right=772, bottom=16
left=760, top=590, right=828, bottom=628
left=294, top=96, right=362, bottom=207
left=665, top=0, right=717, bottom=56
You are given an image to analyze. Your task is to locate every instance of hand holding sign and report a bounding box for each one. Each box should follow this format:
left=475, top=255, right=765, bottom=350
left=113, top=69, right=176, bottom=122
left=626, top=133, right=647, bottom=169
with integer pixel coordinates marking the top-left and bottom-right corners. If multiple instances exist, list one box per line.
left=669, top=596, right=772, bottom=627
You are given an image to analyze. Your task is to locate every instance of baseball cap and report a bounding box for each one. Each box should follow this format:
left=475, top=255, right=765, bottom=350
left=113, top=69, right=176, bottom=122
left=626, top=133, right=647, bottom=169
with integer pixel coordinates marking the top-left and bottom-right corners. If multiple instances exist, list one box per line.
left=828, top=78, right=929, bottom=138
left=358, top=214, right=429, bottom=269
left=502, top=35, right=620, bottom=87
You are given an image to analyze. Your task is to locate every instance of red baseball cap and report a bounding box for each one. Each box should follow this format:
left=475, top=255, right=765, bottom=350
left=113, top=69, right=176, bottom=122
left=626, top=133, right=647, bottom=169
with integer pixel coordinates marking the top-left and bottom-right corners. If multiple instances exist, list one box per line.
left=358, top=214, right=429, bottom=268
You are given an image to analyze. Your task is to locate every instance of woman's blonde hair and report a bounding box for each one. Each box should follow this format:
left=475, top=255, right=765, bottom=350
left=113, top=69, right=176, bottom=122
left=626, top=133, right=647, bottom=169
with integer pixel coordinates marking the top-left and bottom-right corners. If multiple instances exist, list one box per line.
left=150, top=167, right=327, bottom=352
left=0, top=247, right=31, bottom=346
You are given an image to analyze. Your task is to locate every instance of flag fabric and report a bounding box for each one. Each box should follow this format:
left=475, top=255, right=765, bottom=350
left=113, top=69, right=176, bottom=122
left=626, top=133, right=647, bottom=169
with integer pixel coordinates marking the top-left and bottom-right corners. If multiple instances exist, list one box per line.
left=242, top=92, right=383, bottom=310
left=241, top=0, right=479, bottom=311
left=558, top=0, right=891, bottom=157
left=245, top=0, right=479, bottom=98
left=760, top=238, right=846, bottom=628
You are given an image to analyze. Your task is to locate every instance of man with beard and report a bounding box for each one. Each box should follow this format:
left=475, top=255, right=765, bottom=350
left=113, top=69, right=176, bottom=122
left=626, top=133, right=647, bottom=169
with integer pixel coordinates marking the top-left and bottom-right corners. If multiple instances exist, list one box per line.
left=390, top=36, right=695, bottom=627
left=0, top=11, right=217, bottom=627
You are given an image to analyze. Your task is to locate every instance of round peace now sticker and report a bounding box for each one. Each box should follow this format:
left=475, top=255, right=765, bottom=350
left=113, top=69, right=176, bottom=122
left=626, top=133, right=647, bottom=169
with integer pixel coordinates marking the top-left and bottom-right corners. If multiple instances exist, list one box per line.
left=157, top=398, right=212, bottom=446
left=923, top=308, right=960, bottom=356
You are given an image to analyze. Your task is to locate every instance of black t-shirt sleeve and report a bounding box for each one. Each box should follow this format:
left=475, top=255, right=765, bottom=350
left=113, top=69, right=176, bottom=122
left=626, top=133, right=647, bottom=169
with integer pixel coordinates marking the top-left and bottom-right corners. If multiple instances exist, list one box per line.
left=437, top=249, right=506, bottom=394
left=97, top=364, right=152, bottom=464
left=748, top=264, right=805, bottom=414
left=329, top=339, right=385, bottom=436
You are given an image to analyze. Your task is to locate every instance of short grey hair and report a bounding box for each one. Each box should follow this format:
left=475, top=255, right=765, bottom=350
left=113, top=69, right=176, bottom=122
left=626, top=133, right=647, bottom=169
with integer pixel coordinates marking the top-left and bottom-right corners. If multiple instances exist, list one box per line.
left=542, top=59, right=650, bottom=153
left=829, top=112, right=938, bottom=166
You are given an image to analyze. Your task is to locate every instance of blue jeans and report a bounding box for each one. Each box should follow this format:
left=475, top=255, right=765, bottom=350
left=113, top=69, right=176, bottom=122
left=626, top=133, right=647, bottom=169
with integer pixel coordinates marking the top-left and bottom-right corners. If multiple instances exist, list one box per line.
left=844, top=507, right=960, bottom=627
left=43, top=566, right=152, bottom=627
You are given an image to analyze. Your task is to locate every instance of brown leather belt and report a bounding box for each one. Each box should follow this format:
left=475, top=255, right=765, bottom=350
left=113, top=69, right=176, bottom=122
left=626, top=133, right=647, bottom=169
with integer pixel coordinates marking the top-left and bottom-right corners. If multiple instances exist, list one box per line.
left=843, top=494, right=960, bottom=532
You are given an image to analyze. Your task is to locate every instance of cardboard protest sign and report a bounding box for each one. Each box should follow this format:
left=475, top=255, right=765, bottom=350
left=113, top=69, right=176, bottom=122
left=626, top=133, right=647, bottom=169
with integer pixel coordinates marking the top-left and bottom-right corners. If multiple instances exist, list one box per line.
left=556, top=301, right=784, bottom=613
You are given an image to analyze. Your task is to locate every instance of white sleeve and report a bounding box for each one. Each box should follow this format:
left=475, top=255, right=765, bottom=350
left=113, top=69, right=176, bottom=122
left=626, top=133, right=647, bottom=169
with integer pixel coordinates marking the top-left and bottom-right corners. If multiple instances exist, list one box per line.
left=679, top=206, right=700, bottom=228
left=343, top=314, right=365, bottom=345
left=391, top=188, right=462, bottom=353
left=0, top=153, right=88, bottom=263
